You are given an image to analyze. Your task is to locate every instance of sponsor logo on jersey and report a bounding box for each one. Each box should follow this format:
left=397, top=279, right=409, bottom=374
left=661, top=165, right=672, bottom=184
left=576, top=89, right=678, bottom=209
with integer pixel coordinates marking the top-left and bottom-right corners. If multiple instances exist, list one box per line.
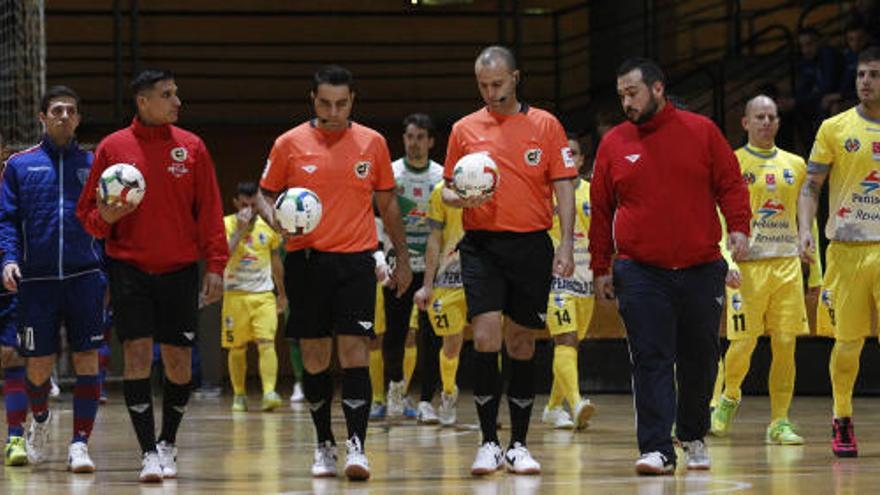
left=765, top=173, right=776, bottom=190
left=258, top=232, right=267, bottom=245
left=167, top=163, right=190, bottom=178
left=743, top=172, right=756, bottom=185
left=76, top=168, right=90, bottom=185
left=553, top=292, right=565, bottom=309
left=524, top=148, right=542, bottom=166
left=783, top=168, right=794, bottom=185
left=354, top=161, right=371, bottom=179
left=562, top=147, right=576, bottom=168
left=845, top=137, right=861, bottom=153
left=821, top=288, right=833, bottom=307
left=171, top=146, right=188, bottom=162
left=836, top=206, right=853, bottom=219
left=861, top=170, right=880, bottom=194
left=624, top=154, right=641, bottom=164
left=756, top=199, right=785, bottom=220
left=731, top=293, right=743, bottom=311
left=873, top=142, right=880, bottom=161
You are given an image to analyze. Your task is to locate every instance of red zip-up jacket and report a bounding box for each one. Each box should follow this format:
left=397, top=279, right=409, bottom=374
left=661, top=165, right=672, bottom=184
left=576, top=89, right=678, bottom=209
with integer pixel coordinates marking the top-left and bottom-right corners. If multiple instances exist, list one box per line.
left=76, top=117, right=228, bottom=275
left=589, top=103, right=751, bottom=276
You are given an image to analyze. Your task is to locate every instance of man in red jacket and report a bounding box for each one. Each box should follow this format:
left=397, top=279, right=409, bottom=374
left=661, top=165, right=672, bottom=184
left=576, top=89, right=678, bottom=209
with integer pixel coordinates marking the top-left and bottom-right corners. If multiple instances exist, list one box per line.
left=589, top=58, right=750, bottom=475
left=76, top=69, right=228, bottom=483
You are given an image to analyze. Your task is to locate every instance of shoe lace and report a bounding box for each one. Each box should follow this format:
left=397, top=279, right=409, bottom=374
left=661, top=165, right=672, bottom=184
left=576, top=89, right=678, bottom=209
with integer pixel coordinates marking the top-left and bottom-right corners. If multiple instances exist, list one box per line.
left=347, top=436, right=364, bottom=454
left=836, top=420, right=852, bottom=444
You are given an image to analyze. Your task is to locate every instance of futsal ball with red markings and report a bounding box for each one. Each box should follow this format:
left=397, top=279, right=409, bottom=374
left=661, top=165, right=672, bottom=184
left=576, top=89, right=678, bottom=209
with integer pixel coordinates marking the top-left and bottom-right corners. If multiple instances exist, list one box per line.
left=452, top=152, right=499, bottom=199
left=98, top=163, right=146, bottom=206
left=274, top=187, right=323, bottom=235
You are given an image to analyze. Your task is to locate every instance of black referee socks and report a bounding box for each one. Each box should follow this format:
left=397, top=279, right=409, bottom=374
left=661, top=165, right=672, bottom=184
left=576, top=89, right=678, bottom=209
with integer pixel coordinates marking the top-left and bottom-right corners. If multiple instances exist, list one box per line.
left=473, top=350, right=501, bottom=444
left=342, top=367, right=371, bottom=446
left=508, top=357, right=536, bottom=447
left=159, top=380, right=191, bottom=445
left=303, top=369, right=335, bottom=445
left=123, top=378, right=156, bottom=453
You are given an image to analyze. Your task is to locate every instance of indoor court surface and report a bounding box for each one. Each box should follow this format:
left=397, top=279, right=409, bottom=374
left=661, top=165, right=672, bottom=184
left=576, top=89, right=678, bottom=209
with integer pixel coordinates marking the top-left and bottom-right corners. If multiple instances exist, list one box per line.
left=1, top=393, right=878, bottom=494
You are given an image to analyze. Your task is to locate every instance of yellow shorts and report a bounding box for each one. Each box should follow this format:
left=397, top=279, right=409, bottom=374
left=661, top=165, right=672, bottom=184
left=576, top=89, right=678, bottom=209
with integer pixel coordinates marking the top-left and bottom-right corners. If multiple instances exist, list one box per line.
left=374, top=283, right=386, bottom=336
left=547, top=291, right=595, bottom=340
left=821, top=242, right=880, bottom=340
left=726, top=257, right=808, bottom=340
left=221, top=291, right=278, bottom=348
left=426, top=287, right=467, bottom=337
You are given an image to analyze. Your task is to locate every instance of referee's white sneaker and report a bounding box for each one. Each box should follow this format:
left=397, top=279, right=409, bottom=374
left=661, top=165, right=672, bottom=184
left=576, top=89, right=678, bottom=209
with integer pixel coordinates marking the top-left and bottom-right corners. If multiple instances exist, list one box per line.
left=343, top=436, right=370, bottom=481
left=682, top=439, right=711, bottom=470
left=311, top=441, right=337, bottom=478
left=139, top=451, right=163, bottom=483
left=157, top=441, right=177, bottom=478
left=635, top=451, right=674, bottom=475
left=471, top=441, right=504, bottom=476
left=504, top=442, right=541, bottom=475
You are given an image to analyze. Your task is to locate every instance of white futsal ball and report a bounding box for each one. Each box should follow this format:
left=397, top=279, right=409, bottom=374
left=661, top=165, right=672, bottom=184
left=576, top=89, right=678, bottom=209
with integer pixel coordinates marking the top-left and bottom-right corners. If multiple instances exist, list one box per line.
left=98, top=163, right=146, bottom=206
left=452, top=152, right=499, bottom=199
left=274, top=187, right=323, bottom=235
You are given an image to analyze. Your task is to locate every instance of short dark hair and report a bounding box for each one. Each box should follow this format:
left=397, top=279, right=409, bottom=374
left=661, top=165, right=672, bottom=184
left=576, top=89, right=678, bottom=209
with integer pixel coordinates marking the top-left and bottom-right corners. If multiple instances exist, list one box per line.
left=236, top=181, right=258, bottom=197
left=402, top=113, right=435, bottom=138
left=565, top=131, right=580, bottom=141
left=858, top=46, right=880, bottom=64
left=476, top=45, right=517, bottom=71
left=311, top=65, right=354, bottom=93
left=131, top=69, right=174, bottom=95
left=41, top=85, right=80, bottom=113
left=616, top=57, right=666, bottom=87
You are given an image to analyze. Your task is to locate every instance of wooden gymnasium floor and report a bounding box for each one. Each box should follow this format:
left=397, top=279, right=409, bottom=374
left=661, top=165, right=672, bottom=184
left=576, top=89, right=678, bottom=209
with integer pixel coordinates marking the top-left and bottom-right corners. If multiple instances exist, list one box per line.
left=1, top=392, right=879, bottom=494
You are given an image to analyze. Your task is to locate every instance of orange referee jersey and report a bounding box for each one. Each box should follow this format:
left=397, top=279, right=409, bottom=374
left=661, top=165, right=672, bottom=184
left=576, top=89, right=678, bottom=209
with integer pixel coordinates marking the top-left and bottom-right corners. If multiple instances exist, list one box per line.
left=260, top=120, right=395, bottom=253
left=443, top=104, right=577, bottom=232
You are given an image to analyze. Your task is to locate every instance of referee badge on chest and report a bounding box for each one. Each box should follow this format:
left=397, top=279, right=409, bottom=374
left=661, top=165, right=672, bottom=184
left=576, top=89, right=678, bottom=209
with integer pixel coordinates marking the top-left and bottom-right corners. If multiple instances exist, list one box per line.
left=524, top=148, right=542, bottom=166
left=354, top=160, right=371, bottom=179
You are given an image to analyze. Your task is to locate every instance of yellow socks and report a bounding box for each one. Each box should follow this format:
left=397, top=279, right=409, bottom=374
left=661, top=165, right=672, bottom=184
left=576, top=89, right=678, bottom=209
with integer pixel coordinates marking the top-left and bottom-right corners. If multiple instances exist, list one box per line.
left=257, top=342, right=278, bottom=395
left=768, top=334, right=796, bottom=421
left=369, top=349, right=385, bottom=402
left=722, top=337, right=758, bottom=402
left=551, top=345, right=581, bottom=410
left=439, top=350, right=459, bottom=395
left=403, top=345, right=417, bottom=389
left=228, top=346, right=247, bottom=396
left=830, top=338, right=864, bottom=418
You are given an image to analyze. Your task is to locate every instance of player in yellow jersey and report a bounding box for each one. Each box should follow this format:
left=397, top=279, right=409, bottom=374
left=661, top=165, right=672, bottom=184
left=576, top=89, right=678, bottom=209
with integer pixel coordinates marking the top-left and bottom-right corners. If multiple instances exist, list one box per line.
left=542, top=134, right=596, bottom=430
left=222, top=182, right=286, bottom=412
left=709, top=96, right=822, bottom=444
left=415, top=182, right=466, bottom=426
left=800, top=47, right=880, bottom=458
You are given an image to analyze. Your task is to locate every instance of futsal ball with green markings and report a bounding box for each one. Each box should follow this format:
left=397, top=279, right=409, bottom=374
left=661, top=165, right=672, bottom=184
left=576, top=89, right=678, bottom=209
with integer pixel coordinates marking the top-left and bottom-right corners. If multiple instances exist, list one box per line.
left=274, top=187, right=322, bottom=235
left=98, top=163, right=146, bottom=206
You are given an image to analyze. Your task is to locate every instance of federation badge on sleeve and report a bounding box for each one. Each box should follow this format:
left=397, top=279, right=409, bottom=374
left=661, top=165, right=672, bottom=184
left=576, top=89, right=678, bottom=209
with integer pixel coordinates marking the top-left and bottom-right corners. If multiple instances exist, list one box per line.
left=561, top=147, right=575, bottom=168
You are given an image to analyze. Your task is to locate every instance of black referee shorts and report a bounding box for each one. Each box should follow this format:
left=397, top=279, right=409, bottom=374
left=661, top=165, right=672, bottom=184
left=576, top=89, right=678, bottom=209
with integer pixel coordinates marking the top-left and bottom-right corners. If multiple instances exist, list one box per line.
left=108, top=259, right=200, bottom=347
left=458, top=230, right=553, bottom=329
left=284, top=249, right=376, bottom=340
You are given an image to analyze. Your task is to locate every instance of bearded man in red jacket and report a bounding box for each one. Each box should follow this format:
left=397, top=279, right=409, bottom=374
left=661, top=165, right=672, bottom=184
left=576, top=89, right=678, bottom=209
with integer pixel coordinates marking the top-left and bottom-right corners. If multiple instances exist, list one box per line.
left=589, top=58, right=751, bottom=476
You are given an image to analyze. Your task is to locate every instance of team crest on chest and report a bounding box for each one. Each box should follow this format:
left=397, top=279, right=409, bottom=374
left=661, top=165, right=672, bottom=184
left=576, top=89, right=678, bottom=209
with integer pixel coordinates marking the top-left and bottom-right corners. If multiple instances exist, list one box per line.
left=844, top=137, right=861, bottom=153
left=171, top=147, right=188, bottom=162
left=524, top=148, right=542, bottom=166
left=783, top=169, right=794, bottom=185
left=743, top=172, right=756, bottom=185
left=354, top=161, right=371, bottom=179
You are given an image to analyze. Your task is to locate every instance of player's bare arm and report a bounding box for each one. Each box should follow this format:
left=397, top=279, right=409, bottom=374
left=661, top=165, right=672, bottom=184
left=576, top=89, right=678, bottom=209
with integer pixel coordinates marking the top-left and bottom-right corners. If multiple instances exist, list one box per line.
left=552, top=179, right=576, bottom=278
left=798, top=164, right=830, bottom=264
left=414, top=225, right=442, bottom=310
left=375, top=189, right=413, bottom=296
left=271, top=249, right=287, bottom=314
left=256, top=188, right=279, bottom=231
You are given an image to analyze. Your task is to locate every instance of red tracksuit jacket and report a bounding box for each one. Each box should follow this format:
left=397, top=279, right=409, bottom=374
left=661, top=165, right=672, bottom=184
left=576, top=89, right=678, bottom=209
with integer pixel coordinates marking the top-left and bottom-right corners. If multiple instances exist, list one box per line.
left=589, top=103, right=751, bottom=276
left=76, top=117, right=228, bottom=275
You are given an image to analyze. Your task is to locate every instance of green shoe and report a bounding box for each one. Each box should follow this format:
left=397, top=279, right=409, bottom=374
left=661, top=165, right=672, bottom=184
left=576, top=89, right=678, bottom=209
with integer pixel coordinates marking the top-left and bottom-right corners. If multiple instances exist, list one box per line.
left=766, top=419, right=804, bottom=445
left=710, top=396, right=739, bottom=437
left=4, top=436, right=28, bottom=466
left=261, top=391, right=283, bottom=412
left=231, top=395, right=248, bottom=412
